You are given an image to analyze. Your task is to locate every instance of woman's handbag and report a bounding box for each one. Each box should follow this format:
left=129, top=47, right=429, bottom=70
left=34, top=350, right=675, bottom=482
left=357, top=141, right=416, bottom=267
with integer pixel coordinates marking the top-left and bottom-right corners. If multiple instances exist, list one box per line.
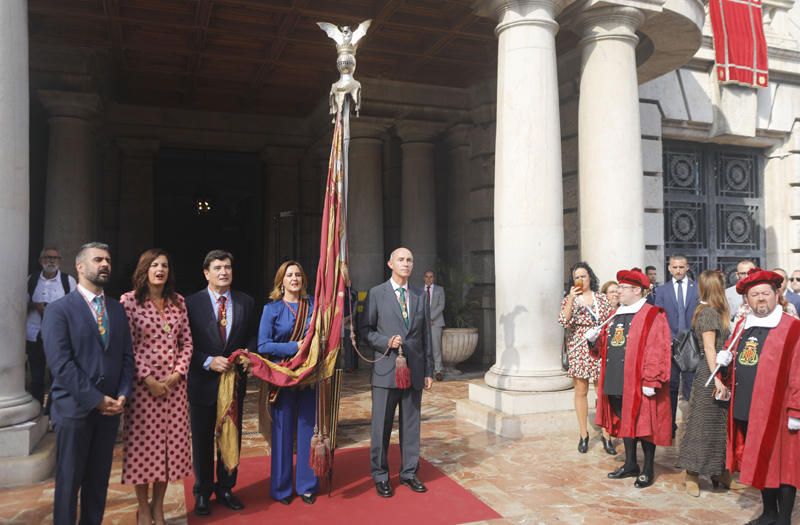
left=561, top=331, right=570, bottom=372
left=672, top=330, right=702, bottom=372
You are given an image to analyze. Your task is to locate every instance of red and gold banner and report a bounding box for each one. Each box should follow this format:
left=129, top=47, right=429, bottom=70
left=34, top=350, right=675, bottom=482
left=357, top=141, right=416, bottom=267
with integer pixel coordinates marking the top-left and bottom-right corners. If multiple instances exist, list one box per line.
left=709, top=0, right=769, bottom=87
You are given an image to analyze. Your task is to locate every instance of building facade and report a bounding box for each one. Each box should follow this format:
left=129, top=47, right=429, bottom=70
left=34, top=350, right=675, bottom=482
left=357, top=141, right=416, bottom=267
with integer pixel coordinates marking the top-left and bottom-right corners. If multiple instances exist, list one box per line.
left=0, top=0, right=798, bottom=481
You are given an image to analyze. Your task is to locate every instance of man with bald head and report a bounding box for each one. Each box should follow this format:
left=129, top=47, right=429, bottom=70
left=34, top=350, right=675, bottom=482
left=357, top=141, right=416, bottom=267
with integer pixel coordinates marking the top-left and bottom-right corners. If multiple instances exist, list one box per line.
left=363, top=247, right=433, bottom=498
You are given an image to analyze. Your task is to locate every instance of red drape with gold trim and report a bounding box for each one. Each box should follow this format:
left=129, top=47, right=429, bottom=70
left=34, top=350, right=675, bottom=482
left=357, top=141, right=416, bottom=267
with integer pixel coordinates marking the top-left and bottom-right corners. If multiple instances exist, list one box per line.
left=709, top=0, right=769, bottom=87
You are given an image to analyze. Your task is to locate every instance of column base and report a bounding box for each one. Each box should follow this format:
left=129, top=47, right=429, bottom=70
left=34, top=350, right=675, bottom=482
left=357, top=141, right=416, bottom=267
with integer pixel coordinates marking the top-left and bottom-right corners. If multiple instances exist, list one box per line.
left=0, top=393, right=40, bottom=428
left=0, top=415, right=56, bottom=487
left=456, top=382, right=598, bottom=438
left=484, top=366, right=573, bottom=392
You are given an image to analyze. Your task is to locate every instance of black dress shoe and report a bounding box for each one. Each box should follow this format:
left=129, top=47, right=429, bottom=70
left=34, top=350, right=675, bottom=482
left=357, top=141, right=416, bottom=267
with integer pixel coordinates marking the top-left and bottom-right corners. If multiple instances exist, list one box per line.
left=607, top=465, right=640, bottom=479
left=194, top=495, right=211, bottom=516
left=578, top=434, right=589, bottom=454
left=634, top=472, right=655, bottom=488
left=400, top=476, right=428, bottom=493
left=601, top=436, right=618, bottom=456
left=301, top=493, right=317, bottom=505
left=744, top=515, right=777, bottom=525
left=275, top=496, right=292, bottom=505
left=216, top=490, right=244, bottom=510
left=435, top=371, right=444, bottom=381
left=375, top=480, right=393, bottom=498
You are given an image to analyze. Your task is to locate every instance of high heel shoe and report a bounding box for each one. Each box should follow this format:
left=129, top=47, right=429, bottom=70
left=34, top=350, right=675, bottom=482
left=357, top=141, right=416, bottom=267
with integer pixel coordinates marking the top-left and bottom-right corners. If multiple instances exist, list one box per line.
left=578, top=433, right=589, bottom=454
left=600, top=435, right=617, bottom=455
left=685, top=472, right=700, bottom=497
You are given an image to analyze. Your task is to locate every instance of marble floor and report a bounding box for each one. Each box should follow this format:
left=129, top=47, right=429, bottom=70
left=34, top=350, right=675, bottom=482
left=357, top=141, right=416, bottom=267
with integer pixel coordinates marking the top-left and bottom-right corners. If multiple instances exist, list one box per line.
left=0, top=369, right=796, bottom=524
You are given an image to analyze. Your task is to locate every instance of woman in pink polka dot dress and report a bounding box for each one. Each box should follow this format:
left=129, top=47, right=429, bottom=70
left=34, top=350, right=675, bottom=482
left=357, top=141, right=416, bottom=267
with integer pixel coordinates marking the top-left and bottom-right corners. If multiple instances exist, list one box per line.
left=120, top=249, right=193, bottom=525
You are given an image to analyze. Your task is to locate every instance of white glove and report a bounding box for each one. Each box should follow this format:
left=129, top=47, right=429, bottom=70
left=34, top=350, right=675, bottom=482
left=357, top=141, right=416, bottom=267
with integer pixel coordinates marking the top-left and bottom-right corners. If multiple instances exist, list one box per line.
left=585, top=326, right=601, bottom=343
left=716, top=350, right=733, bottom=367
left=642, top=386, right=656, bottom=397
left=789, top=417, right=800, bottom=431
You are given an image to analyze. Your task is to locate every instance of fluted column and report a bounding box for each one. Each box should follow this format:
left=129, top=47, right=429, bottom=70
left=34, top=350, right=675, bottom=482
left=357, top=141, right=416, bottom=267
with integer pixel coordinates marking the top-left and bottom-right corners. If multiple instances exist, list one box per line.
left=0, top=0, right=39, bottom=428
left=117, top=138, right=159, bottom=274
left=348, top=120, right=388, bottom=291
left=39, top=90, right=100, bottom=267
left=396, top=122, right=442, bottom=285
left=483, top=0, right=571, bottom=392
left=578, top=7, right=646, bottom=281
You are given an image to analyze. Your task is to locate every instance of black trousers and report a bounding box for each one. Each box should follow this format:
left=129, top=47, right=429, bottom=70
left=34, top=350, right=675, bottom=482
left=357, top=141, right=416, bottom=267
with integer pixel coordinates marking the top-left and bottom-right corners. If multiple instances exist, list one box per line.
left=26, top=336, right=47, bottom=406
left=53, top=411, right=120, bottom=525
left=190, top=380, right=246, bottom=498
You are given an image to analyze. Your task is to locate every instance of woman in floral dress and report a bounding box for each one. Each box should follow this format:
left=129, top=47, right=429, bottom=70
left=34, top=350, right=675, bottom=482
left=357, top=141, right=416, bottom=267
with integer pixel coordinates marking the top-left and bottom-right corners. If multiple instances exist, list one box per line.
left=559, top=262, right=615, bottom=455
left=121, top=249, right=193, bottom=525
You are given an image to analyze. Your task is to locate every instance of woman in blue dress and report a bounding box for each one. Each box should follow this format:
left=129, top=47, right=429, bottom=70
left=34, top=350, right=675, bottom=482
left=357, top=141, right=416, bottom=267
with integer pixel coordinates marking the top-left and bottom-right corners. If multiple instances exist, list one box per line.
left=258, top=260, right=318, bottom=504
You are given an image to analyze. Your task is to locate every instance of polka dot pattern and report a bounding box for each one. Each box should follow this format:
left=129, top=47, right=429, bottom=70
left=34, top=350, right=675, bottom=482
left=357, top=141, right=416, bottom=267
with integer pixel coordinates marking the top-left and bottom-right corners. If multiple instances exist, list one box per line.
left=120, top=292, right=193, bottom=485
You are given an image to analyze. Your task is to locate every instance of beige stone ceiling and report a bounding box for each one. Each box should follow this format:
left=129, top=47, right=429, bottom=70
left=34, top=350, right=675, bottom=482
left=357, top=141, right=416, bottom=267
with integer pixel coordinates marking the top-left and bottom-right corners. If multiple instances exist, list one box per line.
left=29, top=0, right=510, bottom=116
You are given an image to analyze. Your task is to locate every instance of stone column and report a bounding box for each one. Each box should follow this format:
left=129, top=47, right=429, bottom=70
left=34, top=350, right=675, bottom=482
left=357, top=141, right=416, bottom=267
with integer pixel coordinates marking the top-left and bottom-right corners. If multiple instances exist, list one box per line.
left=443, top=125, right=472, bottom=282
left=347, top=120, right=387, bottom=291
left=485, top=0, right=570, bottom=392
left=0, top=0, right=55, bottom=486
left=0, top=0, right=37, bottom=428
left=39, top=90, right=101, bottom=267
left=577, top=7, right=646, bottom=282
left=117, top=138, right=159, bottom=275
left=396, top=122, right=442, bottom=285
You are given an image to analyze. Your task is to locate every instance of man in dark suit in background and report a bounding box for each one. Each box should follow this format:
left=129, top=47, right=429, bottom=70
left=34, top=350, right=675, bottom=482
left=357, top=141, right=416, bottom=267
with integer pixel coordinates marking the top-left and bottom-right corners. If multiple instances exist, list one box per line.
left=654, top=254, right=698, bottom=436
left=363, top=247, right=434, bottom=498
left=186, top=250, right=257, bottom=516
left=42, top=242, right=134, bottom=525
left=645, top=265, right=658, bottom=305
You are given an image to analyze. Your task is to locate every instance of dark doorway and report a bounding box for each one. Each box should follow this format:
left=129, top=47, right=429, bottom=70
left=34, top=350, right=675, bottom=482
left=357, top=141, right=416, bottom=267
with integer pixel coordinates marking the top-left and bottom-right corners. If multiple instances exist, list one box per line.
left=662, top=141, right=765, bottom=285
left=154, top=149, right=265, bottom=302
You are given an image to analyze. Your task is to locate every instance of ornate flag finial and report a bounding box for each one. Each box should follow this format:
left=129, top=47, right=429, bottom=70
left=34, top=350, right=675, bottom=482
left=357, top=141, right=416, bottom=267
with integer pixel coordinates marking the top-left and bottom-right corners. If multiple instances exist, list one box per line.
left=317, top=19, right=372, bottom=116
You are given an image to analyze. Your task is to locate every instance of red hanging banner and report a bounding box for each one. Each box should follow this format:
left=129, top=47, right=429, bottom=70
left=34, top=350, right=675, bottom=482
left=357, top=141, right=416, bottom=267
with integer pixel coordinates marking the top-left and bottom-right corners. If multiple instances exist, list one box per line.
left=709, top=0, right=769, bottom=88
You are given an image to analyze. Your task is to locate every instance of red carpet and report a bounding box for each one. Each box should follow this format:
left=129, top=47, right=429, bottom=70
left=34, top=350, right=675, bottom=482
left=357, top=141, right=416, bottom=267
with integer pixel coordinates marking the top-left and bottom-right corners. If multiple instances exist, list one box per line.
left=183, top=445, right=500, bottom=524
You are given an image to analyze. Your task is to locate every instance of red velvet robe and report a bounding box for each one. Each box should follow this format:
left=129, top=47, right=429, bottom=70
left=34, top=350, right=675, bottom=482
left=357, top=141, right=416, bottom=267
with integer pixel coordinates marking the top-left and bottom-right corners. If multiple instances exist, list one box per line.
left=725, top=313, right=800, bottom=489
left=592, top=303, right=673, bottom=446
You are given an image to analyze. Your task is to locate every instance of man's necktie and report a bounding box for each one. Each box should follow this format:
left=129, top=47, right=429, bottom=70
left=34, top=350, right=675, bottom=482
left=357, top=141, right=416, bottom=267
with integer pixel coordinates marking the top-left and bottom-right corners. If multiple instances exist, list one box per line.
left=426, top=285, right=431, bottom=305
left=676, top=279, right=687, bottom=333
left=217, top=295, right=228, bottom=346
left=92, top=295, right=109, bottom=346
left=398, top=287, right=409, bottom=329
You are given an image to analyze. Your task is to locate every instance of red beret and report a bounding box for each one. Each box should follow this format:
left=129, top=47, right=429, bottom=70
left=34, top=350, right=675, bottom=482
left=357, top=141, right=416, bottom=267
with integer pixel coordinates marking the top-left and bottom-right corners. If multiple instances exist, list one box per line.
left=616, top=268, right=650, bottom=289
left=735, top=268, right=784, bottom=295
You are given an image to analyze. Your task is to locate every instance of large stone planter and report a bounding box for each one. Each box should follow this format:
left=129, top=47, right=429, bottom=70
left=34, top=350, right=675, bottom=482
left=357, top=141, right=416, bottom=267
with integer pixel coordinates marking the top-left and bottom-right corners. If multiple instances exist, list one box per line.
left=441, top=327, right=479, bottom=374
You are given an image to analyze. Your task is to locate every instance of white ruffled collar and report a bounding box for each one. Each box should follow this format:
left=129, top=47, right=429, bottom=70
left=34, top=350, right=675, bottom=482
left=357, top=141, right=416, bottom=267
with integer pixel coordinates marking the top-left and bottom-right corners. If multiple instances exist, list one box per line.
left=744, top=305, right=783, bottom=329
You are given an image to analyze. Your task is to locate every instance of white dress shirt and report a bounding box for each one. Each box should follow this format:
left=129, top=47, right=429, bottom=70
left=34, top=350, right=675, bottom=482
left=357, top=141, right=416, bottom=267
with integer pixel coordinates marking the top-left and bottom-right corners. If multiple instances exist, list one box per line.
left=672, top=277, right=688, bottom=306
left=26, top=271, right=76, bottom=341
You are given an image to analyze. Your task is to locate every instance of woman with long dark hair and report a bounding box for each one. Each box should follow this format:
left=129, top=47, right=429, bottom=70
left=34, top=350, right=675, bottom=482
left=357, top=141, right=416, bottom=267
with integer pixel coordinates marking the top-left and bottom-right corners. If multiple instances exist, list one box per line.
left=257, top=260, right=318, bottom=505
left=559, top=262, right=616, bottom=454
left=120, top=249, right=193, bottom=525
left=677, top=270, right=744, bottom=495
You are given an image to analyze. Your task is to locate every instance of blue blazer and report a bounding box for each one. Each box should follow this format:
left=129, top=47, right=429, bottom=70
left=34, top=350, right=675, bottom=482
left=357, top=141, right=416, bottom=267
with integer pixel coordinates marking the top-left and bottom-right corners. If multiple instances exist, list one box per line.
left=654, top=279, right=699, bottom=338
left=257, top=297, right=314, bottom=359
left=41, top=290, right=134, bottom=424
left=786, top=290, right=800, bottom=312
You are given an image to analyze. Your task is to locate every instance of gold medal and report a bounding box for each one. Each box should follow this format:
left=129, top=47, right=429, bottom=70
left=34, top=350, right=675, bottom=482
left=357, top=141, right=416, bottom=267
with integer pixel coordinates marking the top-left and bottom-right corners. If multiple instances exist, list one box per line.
left=163, top=322, right=171, bottom=333
left=220, top=318, right=227, bottom=327
left=98, top=325, right=106, bottom=336
left=402, top=310, right=408, bottom=318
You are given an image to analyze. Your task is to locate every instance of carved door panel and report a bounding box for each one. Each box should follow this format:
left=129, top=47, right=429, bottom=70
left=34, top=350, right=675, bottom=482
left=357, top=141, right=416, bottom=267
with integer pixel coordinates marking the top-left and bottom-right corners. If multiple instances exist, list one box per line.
left=663, top=141, right=764, bottom=286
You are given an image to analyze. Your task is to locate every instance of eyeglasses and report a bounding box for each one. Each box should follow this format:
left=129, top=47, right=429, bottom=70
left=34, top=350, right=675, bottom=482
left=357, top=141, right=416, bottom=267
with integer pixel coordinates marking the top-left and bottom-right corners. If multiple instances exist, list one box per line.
left=41, top=256, right=61, bottom=261
left=790, top=278, right=800, bottom=282
left=617, top=285, right=638, bottom=290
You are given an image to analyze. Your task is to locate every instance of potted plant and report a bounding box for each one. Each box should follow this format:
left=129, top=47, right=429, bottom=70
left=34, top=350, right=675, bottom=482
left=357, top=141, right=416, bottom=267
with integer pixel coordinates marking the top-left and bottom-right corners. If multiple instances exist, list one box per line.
left=439, top=264, right=480, bottom=375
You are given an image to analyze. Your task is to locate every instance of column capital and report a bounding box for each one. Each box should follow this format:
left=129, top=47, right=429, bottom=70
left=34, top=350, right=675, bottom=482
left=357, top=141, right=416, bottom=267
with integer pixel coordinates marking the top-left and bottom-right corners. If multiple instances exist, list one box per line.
left=37, top=90, right=100, bottom=119
left=474, top=0, right=559, bottom=35
left=349, top=117, right=390, bottom=141
left=577, top=6, right=646, bottom=45
left=116, top=137, right=159, bottom=158
left=444, top=124, right=473, bottom=150
left=395, top=121, right=445, bottom=144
